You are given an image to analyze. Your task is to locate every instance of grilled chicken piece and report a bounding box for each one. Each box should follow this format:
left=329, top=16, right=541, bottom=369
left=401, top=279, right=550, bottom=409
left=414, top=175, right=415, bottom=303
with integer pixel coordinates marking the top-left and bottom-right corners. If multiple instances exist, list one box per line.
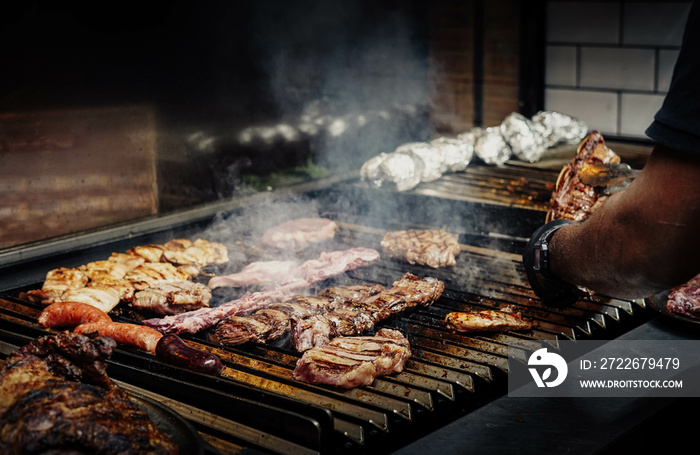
left=162, top=238, right=228, bottom=270
left=131, top=280, right=212, bottom=316
left=25, top=267, right=89, bottom=303
left=108, top=252, right=147, bottom=270
left=42, top=284, right=122, bottom=313
left=0, top=332, right=177, bottom=455
left=127, top=244, right=166, bottom=263
left=261, top=217, right=339, bottom=250
left=124, top=263, right=191, bottom=290
left=88, top=277, right=136, bottom=302
left=293, top=328, right=411, bottom=388
left=81, top=260, right=131, bottom=281
left=445, top=309, right=533, bottom=332
left=380, top=229, right=461, bottom=268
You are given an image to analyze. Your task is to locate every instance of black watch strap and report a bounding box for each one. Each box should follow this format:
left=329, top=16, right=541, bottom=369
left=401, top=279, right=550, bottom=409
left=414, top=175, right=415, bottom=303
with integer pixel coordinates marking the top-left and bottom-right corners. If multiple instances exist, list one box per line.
left=523, top=219, right=581, bottom=306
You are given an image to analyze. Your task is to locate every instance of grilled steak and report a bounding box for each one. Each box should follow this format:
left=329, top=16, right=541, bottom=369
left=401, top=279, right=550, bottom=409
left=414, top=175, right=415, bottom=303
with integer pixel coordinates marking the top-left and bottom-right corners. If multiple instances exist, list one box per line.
left=291, top=273, right=444, bottom=351
left=0, top=332, right=178, bottom=454
left=293, top=328, right=411, bottom=389
left=547, top=131, right=621, bottom=222
left=445, top=309, right=533, bottom=332
left=261, top=217, right=339, bottom=250
left=215, top=309, right=291, bottom=345
left=131, top=280, right=212, bottom=316
left=380, top=229, right=461, bottom=268
left=666, top=273, right=700, bottom=319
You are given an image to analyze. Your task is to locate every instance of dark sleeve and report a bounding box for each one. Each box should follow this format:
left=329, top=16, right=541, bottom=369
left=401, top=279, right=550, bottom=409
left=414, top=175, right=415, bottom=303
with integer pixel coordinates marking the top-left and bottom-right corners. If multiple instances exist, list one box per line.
left=645, top=1, right=700, bottom=155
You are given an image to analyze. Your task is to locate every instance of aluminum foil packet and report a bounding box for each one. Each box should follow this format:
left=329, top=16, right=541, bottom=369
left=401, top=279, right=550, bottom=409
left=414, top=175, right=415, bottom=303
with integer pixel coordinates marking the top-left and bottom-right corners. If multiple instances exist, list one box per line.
left=360, top=148, right=426, bottom=192
left=431, top=136, right=474, bottom=172
left=531, top=111, right=588, bottom=146
left=474, top=126, right=512, bottom=165
left=396, top=142, right=447, bottom=183
left=500, top=112, right=548, bottom=163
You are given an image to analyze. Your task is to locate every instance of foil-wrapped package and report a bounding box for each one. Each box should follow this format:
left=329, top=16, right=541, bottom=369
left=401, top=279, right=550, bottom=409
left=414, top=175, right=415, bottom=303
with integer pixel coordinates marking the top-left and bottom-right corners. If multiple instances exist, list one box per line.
left=396, top=142, right=446, bottom=183
left=500, top=112, right=548, bottom=163
left=430, top=137, right=474, bottom=172
left=359, top=148, right=426, bottom=192
left=359, top=153, right=388, bottom=187
left=474, top=127, right=512, bottom=165
left=531, top=111, right=588, bottom=146
left=378, top=150, right=425, bottom=191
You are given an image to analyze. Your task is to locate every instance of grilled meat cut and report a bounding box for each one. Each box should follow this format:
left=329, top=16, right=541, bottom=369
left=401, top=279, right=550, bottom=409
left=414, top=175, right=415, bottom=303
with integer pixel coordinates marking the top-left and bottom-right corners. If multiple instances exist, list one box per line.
left=25, top=267, right=90, bottom=303
left=381, top=229, right=461, bottom=268
left=131, top=280, right=212, bottom=316
left=144, top=248, right=380, bottom=335
left=215, top=309, right=291, bottom=345
left=0, top=332, right=178, bottom=454
left=666, top=273, right=700, bottom=319
left=293, top=328, right=411, bottom=389
left=48, top=284, right=122, bottom=313
left=214, top=274, right=443, bottom=351
left=124, top=263, right=192, bottom=290
left=208, top=260, right=299, bottom=289
left=445, top=309, right=533, bottom=332
left=547, top=131, right=621, bottom=222
left=261, top=217, right=339, bottom=250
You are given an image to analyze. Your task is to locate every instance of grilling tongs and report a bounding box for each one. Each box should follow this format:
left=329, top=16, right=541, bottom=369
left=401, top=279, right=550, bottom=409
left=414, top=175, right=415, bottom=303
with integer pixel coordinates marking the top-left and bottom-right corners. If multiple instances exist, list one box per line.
left=577, top=162, right=641, bottom=194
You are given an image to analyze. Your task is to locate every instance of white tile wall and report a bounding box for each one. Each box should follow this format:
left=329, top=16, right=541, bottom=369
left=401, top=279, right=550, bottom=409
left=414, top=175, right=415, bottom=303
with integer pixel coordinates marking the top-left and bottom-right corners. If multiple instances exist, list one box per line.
left=545, top=89, right=618, bottom=135
left=623, top=2, right=691, bottom=46
left=545, top=46, right=577, bottom=86
left=547, top=2, right=620, bottom=44
left=620, top=93, right=665, bottom=137
left=580, top=47, right=655, bottom=91
left=544, top=1, right=690, bottom=139
left=658, top=49, right=681, bottom=91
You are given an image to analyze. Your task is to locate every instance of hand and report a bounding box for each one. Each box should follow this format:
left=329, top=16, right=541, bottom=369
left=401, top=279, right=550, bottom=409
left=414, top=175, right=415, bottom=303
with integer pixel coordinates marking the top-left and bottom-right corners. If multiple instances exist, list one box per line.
left=522, top=220, right=583, bottom=306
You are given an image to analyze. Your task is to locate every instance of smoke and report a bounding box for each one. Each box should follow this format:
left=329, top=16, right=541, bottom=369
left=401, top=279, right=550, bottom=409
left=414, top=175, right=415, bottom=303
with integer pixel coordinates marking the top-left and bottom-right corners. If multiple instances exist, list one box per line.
left=245, top=0, right=434, bottom=171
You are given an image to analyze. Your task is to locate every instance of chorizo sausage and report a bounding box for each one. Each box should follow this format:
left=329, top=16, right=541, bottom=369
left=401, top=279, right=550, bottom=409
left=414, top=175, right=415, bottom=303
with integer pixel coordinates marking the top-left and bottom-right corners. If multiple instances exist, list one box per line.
left=38, top=301, right=112, bottom=328
left=155, top=334, right=223, bottom=376
left=74, top=322, right=163, bottom=354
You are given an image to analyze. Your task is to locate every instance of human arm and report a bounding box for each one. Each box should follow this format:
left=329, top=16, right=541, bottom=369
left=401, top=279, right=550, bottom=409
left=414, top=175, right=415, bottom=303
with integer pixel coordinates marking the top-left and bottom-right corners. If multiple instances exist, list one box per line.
left=546, top=144, right=700, bottom=299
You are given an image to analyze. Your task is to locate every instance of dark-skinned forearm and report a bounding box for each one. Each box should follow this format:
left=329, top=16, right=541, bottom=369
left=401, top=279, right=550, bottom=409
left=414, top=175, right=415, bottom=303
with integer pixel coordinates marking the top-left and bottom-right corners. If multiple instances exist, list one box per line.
left=547, top=145, right=700, bottom=299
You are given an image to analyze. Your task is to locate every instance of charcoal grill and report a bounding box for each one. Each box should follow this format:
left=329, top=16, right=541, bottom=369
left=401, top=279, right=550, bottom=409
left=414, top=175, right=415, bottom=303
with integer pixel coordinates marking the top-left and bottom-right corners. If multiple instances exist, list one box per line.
left=0, top=150, right=682, bottom=455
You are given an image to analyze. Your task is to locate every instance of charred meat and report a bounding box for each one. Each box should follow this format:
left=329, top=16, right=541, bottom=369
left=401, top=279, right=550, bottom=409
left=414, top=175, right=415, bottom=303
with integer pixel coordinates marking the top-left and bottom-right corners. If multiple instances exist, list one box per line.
left=293, top=328, right=411, bottom=389
left=381, top=229, right=461, bottom=268
left=0, top=332, right=178, bottom=454
left=547, top=131, right=622, bottom=222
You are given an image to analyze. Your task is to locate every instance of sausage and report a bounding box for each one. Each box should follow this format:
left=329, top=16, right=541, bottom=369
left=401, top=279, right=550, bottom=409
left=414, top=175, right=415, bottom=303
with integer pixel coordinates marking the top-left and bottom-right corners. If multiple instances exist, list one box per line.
left=38, top=301, right=112, bottom=328
left=74, top=322, right=163, bottom=354
left=155, top=334, right=223, bottom=376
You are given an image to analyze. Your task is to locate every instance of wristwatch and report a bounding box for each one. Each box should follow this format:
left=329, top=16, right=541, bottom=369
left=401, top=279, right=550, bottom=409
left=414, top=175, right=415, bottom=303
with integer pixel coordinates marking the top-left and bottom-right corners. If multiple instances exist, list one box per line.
left=522, top=219, right=581, bottom=306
